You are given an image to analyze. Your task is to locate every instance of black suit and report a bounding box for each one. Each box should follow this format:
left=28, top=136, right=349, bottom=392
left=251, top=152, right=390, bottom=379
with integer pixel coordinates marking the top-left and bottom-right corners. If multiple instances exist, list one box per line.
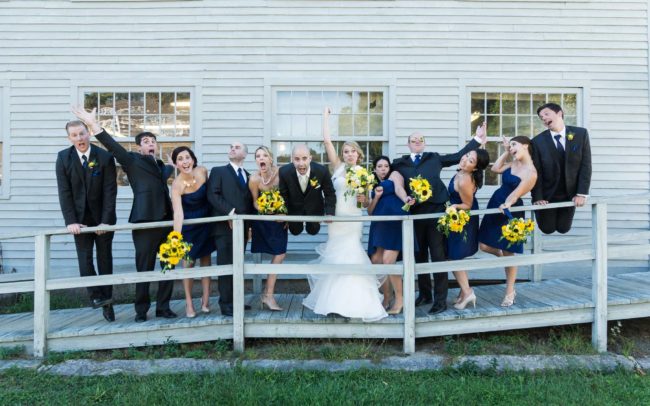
left=278, top=162, right=336, bottom=235
left=206, top=164, right=255, bottom=310
left=531, top=126, right=592, bottom=234
left=393, top=139, right=480, bottom=306
left=56, top=145, right=117, bottom=302
left=95, top=130, right=174, bottom=315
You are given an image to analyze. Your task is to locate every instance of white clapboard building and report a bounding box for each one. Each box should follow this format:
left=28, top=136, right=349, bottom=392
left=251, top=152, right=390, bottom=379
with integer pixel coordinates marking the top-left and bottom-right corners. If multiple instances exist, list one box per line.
left=0, top=0, right=648, bottom=277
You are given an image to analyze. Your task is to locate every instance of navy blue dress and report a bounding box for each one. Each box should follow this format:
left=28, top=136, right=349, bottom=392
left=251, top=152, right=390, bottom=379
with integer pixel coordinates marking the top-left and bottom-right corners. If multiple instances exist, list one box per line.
left=478, top=168, right=525, bottom=254
left=181, top=183, right=216, bottom=260
left=251, top=216, right=288, bottom=256
left=367, top=179, right=406, bottom=256
left=447, top=175, right=479, bottom=260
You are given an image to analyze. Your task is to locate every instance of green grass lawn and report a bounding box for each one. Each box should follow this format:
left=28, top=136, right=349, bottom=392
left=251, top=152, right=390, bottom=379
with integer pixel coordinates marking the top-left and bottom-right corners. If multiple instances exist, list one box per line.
left=1, top=368, right=649, bottom=405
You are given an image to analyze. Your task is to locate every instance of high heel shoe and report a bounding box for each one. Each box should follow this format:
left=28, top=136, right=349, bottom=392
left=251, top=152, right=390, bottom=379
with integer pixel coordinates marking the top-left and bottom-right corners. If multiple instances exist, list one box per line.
left=501, top=291, right=516, bottom=307
left=453, top=291, right=476, bottom=310
left=186, top=308, right=197, bottom=318
left=387, top=304, right=403, bottom=315
left=453, top=292, right=462, bottom=305
left=200, top=302, right=210, bottom=314
left=260, top=294, right=283, bottom=311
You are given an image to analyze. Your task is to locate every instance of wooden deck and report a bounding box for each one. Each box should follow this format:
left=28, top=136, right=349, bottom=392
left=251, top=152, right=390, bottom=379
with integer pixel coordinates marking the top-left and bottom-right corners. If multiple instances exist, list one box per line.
left=2, top=271, right=650, bottom=354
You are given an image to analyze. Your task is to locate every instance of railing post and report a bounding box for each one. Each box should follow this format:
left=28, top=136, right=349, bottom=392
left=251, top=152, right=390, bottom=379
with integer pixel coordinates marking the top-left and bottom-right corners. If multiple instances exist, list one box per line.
left=591, top=202, right=608, bottom=352
left=252, top=253, right=263, bottom=294
left=402, top=219, right=416, bottom=354
left=232, top=217, right=245, bottom=352
left=531, top=212, right=543, bottom=282
left=33, top=233, right=50, bottom=357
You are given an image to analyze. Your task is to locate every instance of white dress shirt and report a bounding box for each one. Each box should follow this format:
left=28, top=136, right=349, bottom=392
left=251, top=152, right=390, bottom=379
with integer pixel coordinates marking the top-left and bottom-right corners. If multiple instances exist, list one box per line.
left=75, top=145, right=92, bottom=165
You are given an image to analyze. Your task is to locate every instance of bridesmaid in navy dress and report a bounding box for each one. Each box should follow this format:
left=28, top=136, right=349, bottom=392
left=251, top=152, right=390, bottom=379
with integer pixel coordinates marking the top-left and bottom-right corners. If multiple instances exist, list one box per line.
left=367, top=155, right=413, bottom=315
left=249, top=146, right=288, bottom=311
left=447, top=149, right=490, bottom=310
left=171, top=146, right=216, bottom=318
left=478, top=136, right=537, bottom=307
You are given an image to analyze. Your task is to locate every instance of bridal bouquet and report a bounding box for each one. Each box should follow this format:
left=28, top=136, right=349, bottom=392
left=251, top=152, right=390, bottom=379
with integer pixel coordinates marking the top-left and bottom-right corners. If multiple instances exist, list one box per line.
left=402, top=175, right=432, bottom=211
left=437, top=205, right=471, bottom=240
left=158, top=231, right=193, bottom=272
left=500, top=212, right=535, bottom=248
left=257, top=188, right=288, bottom=215
left=344, top=165, right=375, bottom=208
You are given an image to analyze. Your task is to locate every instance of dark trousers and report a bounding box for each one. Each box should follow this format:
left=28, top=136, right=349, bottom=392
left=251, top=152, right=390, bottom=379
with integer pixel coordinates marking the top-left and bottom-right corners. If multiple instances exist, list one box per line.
left=413, top=203, right=448, bottom=306
left=535, top=196, right=576, bottom=234
left=288, top=221, right=320, bottom=236
left=214, top=231, right=247, bottom=308
left=132, top=227, right=173, bottom=315
left=73, top=231, right=114, bottom=301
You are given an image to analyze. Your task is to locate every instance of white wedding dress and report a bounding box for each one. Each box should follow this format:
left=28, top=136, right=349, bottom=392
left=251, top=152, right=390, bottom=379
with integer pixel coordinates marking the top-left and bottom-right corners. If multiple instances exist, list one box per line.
left=302, top=165, right=388, bottom=322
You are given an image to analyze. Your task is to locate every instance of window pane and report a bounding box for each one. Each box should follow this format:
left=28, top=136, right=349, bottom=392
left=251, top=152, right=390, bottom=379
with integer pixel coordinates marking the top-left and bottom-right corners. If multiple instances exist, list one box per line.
left=323, top=91, right=338, bottom=113
left=277, top=91, right=291, bottom=114
left=176, top=92, right=191, bottom=114
left=470, top=114, right=484, bottom=133
left=291, top=91, right=307, bottom=114
left=306, top=141, right=323, bottom=162
left=517, top=116, right=531, bottom=138
left=307, top=91, right=322, bottom=114
left=354, top=115, right=368, bottom=137
left=161, top=92, right=175, bottom=114
left=145, top=115, right=160, bottom=133
left=115, top=93, right=129, bottom=114
left=339, top=91, right=353, bottom=114
left=131, top=115, right=144, bottom=137
left=368, top=141, right=384, bottom=162
left=369, top=92, right=383, bottom=113
left=274, top=142, right=291, bottom=164
left=176, top=115, right=190, bottom=137
left=338, top=114, right=353, bottom=137
left=291, top=115, right=307, bottom=137
left=369, top=115, right=383, bottom=137
left=517, top=93, right=531, bottom=114
left=306, top=115, right=321, bottom=138
left=354, top=91, right=368, bottom=114
left=160, top=115, right=175, bottom=137
left=145, top=92, right=160, bottom=114
left=99, top=92, right=114, bottom=113
left=548, top=93, right=562, bottom=105
left=131, top=92, right=145, bottom=114
left=471, top=92, right=485, bottom=115
left=485, top=165, right=499, bottom=186
left=502, top=93, right=515, bottom=114
left=486, top=115, right=500, bottom=137
left=485, top=141, right=499, bottom=164
left=533, top=116, right=546, bottom=135
left=327, top=114, right=339, bottom=138
left=502, top=116, right=515, bottom=137
left=84, top=92, right=98, bottom=111
left=565, top=115, right=577, bottom=126
left=532, top=93, right=546, bottom=112
left=486, top=93, right=500, bottom=115
left=563, top=94, right=577, bottom=115
left=275, top=115, right=290, bottom=138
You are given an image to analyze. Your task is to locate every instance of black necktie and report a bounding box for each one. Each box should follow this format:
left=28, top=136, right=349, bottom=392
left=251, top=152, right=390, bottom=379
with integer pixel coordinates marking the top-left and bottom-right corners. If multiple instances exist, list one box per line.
left=237, top=168, right=246, bottom=186
left=554, top=134, right=565, bottom=157
left=82, top=154, right=88, bottom=169
left=413, top=154, right=421, bottom=166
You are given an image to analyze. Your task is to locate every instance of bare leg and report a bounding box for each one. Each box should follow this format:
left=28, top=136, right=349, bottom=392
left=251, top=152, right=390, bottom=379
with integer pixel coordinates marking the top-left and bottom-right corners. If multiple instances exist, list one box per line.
left=479, top=242, right=503, bottom=257
left=502, top=250, right=517, bottom=295
left=261, top=253, right=285, bottom=310
left=199, top=256, right=211, bottom=311
left=182, top=259, right=196, bottom=317
left=453, top=270, right=472, bottom=300
left=383, top=249, right=402, bottom=313
left=372, top=249, right=391, bottom=308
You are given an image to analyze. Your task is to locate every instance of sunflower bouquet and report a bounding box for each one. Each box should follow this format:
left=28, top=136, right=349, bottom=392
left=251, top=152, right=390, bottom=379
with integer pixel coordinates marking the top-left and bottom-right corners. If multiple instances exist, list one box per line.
left=157, top=231, right=193, bottom=272
left=437, top=205, right=471, bottom=240
left=402, top=175, right=432, bottom=211
left=257, top=188, right=288, bottom=215
left=499, top=210, right=535, bottom=248
left=344, top=165, right=376, bottom=208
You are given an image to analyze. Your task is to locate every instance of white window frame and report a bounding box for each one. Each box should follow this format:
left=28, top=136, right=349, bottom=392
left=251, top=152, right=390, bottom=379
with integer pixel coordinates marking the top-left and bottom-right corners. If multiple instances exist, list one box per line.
left=0, top=82, right=9, bottom=199
left=459, top=80, right=589, bottom=195
left=264, top=78, right=397, bottom=161
left=73, top=80, right=202, bottom=199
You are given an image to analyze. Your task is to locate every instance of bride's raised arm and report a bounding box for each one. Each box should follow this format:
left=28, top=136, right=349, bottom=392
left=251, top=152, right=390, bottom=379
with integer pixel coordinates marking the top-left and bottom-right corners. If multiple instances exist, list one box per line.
left=322, top=107, right=342, bottom=170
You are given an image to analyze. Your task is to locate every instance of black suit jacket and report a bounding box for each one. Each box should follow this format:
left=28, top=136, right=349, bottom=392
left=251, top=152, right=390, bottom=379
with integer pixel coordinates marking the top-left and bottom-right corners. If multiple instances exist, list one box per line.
left=278, top=162, right=336, bottom=217
left=393, top=139, right=480, bottom=212
left=56, top=145, right=117, bottom=227
left=206, top=164, right=255, bottom=236
left=531, top=126, right=592, bottom=202
left=95, top=130, right=173, bottom=223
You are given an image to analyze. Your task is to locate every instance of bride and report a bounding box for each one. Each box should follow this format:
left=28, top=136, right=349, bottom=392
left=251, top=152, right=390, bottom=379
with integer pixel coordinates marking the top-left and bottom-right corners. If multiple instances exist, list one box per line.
left=302, top=107, right=388, bottom=322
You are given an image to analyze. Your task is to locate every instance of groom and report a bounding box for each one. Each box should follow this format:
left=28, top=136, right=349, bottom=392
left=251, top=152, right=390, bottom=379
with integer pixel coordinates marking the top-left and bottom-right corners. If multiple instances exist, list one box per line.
left=278, top=144, right=336, bottom=236
left=532, top=103, right=592, bottom=234
left=393, top=126, right=486, bottom=314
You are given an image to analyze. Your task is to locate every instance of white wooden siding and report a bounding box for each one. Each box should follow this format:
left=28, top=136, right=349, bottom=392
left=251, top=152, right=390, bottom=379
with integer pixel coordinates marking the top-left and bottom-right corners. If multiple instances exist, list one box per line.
left=0, top=0, right=648, bottom=273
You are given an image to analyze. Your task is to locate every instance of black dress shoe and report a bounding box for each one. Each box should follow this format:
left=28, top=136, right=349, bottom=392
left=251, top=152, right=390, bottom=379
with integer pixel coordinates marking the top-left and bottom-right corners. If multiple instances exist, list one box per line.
left=135, top=313, right=147, bottom=323
left=91, top=297, right=113, bottom=309
left=155, top=309, right=178, bottom=319
left=428, top=303, right=447, bottom=315
left=220, top=306, right=233, bottom=317
left=244, top=304, right=251, bottom=310
left=415, top=296, right=433, bottom=306
left=102, top=304, right=115, bottom=322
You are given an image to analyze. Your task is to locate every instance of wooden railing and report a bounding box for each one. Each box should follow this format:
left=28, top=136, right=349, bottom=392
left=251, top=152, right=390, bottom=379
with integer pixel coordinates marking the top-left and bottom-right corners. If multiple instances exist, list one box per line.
left=1, top=194, right=650, bottom=357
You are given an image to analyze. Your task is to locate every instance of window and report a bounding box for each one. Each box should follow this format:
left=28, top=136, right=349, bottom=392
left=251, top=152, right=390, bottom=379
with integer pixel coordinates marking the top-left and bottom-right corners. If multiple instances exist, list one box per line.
left=272, top=89, right=387, bottom=169
left=470, top=91, right=579, bottom=186
left=83, top=90, right=193, bottom=186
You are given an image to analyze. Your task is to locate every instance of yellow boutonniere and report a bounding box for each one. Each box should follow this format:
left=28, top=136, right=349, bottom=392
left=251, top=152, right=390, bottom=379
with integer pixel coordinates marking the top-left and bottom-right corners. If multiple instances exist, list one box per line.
left=88, top=160, right=97, bottom=169
left=310, top=178, right=319, bottom=188
left=567, top=133, right=574, bottom=141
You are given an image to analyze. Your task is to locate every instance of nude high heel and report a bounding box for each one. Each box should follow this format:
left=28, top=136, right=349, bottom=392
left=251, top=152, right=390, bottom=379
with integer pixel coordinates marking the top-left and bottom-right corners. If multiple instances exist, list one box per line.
left=501, top=291, right=516, bottom=307
left=454, top=290, right=476, bottom=310
left=260, top=294, right=283, bottom=311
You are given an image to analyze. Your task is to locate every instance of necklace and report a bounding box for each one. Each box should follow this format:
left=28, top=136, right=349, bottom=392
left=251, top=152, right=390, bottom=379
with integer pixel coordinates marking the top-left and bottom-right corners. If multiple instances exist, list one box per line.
left=182, top=176, right=197, bottom=189
left=260, top=168, right=277, bottom=186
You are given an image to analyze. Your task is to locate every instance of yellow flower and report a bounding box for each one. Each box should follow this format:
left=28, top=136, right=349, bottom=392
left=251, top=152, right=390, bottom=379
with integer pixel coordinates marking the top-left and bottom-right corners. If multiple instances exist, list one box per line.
left=567, top=132, right=574, bottom=141
left=168, top=231, right=183, bottom=241
left=310, top=178, right=319, bottom=187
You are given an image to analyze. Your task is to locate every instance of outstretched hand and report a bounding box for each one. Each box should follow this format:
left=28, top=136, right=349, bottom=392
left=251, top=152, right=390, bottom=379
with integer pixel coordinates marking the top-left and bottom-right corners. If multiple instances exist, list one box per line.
left=71, top=105, right=100, bottom=134
left=501, top=135, right=510, bottom=152
left=475, top=121, right=487, bottom=144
